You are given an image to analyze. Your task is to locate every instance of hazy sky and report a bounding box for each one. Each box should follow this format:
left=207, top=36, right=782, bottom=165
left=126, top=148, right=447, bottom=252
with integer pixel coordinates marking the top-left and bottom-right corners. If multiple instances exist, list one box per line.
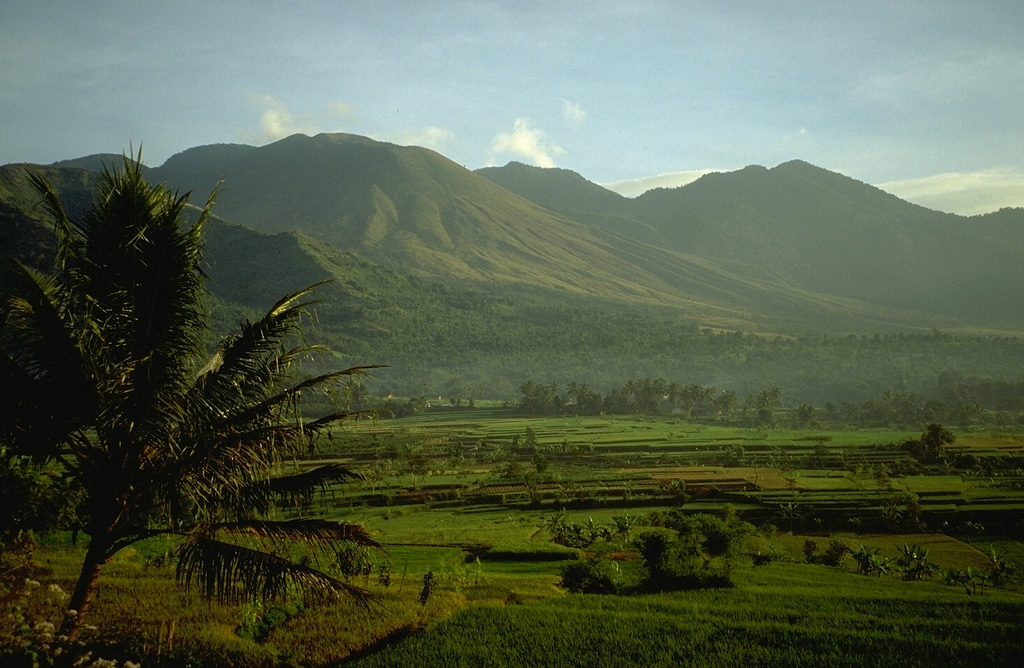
left=2, top=1, right=1022, bottom=214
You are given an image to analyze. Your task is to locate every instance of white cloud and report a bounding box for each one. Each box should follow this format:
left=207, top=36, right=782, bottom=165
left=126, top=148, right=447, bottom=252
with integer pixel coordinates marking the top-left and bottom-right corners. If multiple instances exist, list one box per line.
left=562, top=100, right=586, bottom=123
left=490, top=118, right=563, bottom=168
left=878, top=168, right=1024, bottom=216
left=248, top=95, right=352, bottom=142
left=395, top=126, right=452, bottom=152
left=602, top=169, right=723, bottom=197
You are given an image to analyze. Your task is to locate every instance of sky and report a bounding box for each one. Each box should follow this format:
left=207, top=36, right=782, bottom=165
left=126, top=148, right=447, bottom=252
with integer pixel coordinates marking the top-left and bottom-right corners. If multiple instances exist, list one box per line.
left=2, top=1, right=1023, bottom=215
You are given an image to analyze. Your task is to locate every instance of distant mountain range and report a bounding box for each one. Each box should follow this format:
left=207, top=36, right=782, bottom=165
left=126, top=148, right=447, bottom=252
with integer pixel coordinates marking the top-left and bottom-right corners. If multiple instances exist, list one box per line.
left=3, top=132, right=1024, bottom=397
left=478, top=159, right=1024, bottom=328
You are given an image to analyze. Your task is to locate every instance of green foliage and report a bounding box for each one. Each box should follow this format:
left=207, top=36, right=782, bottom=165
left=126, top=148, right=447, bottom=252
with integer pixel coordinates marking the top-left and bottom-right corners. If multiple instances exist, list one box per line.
left=334, top=544, right=374, bottom=581
left=419, top=571, right=437, bottom=606
left=821, top=538, right=850, bottom=568
left=894, top=543, right=938, bottom=582
left=667, top=512, right=753, bottom=560
left=236, top=597, right=306, bottom=644
left=902, top=423, right=956, bottom=463
left=543, top=510, right=607, bottom=549
left=0, top=155, right=377, bottom=639
left=0, top=450, right=82, bottom=565
left=985, top=548, right=1017, bottom=587
left=558, top=558, right=620, bottom=595
left=632, top=517, right=743, bottom=593
left=750, top=543, right=785, bottom=567
left=850, top=545, right=892, bottom=577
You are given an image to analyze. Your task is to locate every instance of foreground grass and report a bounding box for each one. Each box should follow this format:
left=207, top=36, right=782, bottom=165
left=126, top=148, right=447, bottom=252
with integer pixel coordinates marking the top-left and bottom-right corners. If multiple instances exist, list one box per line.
left=12, top=530, right=1024, bottom=667
left=14, top=541, right=561, bottom=667
left=350, top=562, right=1024, bottom=668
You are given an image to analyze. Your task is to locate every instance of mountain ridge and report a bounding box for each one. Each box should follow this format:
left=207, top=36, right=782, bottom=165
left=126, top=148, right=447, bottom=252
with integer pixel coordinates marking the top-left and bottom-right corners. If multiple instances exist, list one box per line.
left=479, top=158, right=1024, bottom=326
left=5, top=133, right=1023, bottom=334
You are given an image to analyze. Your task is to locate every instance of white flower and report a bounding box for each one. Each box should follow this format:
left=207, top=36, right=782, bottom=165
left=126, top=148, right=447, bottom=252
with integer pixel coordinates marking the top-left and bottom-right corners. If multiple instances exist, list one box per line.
left=33, top=621, right=56, bottom=634
left=88, top=658, right=118, bottom=668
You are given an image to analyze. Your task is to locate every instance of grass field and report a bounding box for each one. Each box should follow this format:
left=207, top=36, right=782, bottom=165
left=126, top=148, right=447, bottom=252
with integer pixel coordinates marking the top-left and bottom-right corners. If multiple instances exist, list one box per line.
left=6, top=408, right=1024, bottom=667
left=349, top=562, right=1024, bottom=668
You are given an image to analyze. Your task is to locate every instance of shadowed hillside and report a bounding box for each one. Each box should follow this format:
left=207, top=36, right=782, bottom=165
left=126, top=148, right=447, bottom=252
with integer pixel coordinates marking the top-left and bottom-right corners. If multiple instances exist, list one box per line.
left=481, top=159, right=1024, bottom=327
left=148, top=133, right=953, bottom=332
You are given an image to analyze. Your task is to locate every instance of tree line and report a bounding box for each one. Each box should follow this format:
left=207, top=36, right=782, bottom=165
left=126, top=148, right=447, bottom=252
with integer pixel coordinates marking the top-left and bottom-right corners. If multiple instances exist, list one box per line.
left=513, top=377, right=1024, bottom=429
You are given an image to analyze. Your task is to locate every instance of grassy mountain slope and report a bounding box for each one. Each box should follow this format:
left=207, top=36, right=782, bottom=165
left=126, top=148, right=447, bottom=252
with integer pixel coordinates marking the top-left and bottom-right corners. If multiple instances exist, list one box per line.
left=147, top=133, right=975, bottom=333
left=151, top=134, right=692, bottom=296
left=473, top=161, right=661, bottom=244
left=636, top=161, right=1024, bottom=323
left=481, top=159, right=1024, bottom=327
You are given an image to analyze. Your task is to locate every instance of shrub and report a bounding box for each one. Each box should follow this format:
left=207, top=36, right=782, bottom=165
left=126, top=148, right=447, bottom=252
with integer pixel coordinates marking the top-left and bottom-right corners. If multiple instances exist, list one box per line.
left=750, top=544, right=784, bottom=567
left=803, top=537, right=849, bottom=567
left=558, top=559, right=620, bottom=595
left=236, top=598, right=305, bottom=643
left=667, top=512, right=753, bottom=559
left=894, top=543, right=937, bottom=582
left=803, top=539, right=819, bottom=563
left=632, top=528, right=733, bottom=592
left=821, top=538, right=850, bottom=567
left=419, top=572, right=437, bottom=606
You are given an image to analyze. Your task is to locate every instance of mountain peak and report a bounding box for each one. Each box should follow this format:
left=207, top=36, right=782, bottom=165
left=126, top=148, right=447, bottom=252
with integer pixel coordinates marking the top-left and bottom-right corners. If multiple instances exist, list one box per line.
left=476, top=161, right=630, bottom=216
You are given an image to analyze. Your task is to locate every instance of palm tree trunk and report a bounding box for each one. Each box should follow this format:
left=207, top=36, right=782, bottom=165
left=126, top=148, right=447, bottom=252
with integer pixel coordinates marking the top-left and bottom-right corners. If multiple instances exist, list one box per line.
left=60, top=531, right=113, bottom=641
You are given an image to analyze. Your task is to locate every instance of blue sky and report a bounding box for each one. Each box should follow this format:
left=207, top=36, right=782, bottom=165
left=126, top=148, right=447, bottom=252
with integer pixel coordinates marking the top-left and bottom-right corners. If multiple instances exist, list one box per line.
left=2, top=0, right=1022, bottom=214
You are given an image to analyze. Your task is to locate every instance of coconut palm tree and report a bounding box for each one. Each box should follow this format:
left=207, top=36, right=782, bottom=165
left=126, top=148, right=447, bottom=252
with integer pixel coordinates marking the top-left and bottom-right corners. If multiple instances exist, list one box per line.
left=0, top=153, right=378, bottom=639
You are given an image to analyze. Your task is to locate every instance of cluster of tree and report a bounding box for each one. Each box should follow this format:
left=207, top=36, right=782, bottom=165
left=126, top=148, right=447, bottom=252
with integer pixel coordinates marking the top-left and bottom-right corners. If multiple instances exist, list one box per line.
left=899, top=423, right=956, bottom=464
left=823, top=390, right=985, bottom=428
left=513, top=376, right=1024, bottom=431
left=559, top=510, right=753, bottom=595
left=332, top=304, right=1024, bottom=408
left=518, top=378, right=749, bottom=419
left=936, top=372, right=1024, bottom=412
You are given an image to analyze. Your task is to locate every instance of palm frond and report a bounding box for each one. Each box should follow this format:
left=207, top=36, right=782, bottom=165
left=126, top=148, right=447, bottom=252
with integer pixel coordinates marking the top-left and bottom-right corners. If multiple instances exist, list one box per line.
left=208, top=518, right=379, bottom=552
left=7, top=159, right=381, bottom=632
left=222, top=368, right=384, bottom=435
left=239, top=464, right=366, bottom=516
left=176, top=534, right=371, bottom=605
left=25, top=170, right=80, bottom=276
left=168, top=423, right=309, bottom=511
left=266, top=280, right=333, bottom=319
left=0, top=260, right=95, bottom=459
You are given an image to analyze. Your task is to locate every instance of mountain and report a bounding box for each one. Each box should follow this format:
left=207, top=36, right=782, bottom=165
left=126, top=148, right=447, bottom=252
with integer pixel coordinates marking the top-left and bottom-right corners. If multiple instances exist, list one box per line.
left=6, top=137, right=1024, bottom=401
left=0, top=163, right=101, bottom=277
left=473, top=161, right=661, bottom=243
left=7, top=136, right=1016, bottom=333
left=480, top=159, right=1024, bottom=327
left=50, top=153, right=138, bottom=173
left=148, top=133, right=945, bottom=333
